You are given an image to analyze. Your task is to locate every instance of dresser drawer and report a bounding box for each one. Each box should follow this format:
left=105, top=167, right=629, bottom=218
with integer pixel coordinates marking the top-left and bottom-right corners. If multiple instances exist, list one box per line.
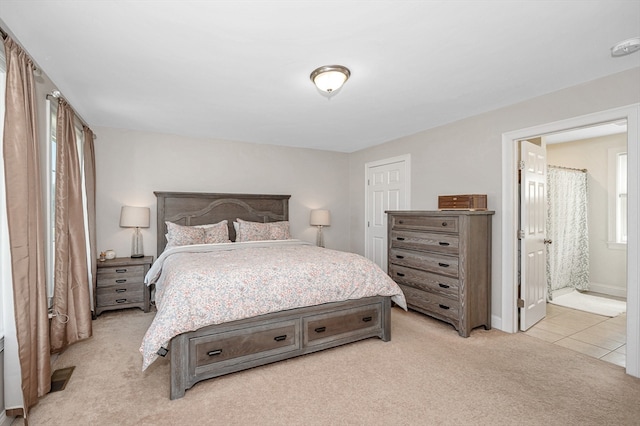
left=96, top=284, right=144, bottom=306
left=390, top=230, right=459, bottom=255
left=191, top=320, right=299, bottom=370
left=389, top=264, right=459, bottom=298
left=304, top=304, right=381, bottom=347
left=390, top=215, right=459, bottom=233
left=97, top=265, right=144, bottom=287
left=389, top=248, right=459, bottom=278
left=399, top=284, right=460, bottom=322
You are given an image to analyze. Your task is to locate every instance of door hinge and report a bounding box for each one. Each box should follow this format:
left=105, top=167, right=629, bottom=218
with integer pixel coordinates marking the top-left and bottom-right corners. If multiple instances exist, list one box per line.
left=517, top=298, right=525, bottom=308
left=517, top=230, right=525, bottom=240
left=518, top=160, right=525, bottom=170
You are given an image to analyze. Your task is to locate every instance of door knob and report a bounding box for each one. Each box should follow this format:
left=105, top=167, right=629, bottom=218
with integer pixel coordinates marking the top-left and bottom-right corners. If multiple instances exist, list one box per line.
left=544, top=239, right=553, bottom=245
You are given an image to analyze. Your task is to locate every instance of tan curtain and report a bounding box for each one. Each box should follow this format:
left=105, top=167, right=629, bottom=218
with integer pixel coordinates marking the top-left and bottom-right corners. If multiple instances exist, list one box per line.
left=2, top=36, right=51, bottom=413
left=83, top=126, right=97, bottom=312
left=50, top=100, right=92, bottom=353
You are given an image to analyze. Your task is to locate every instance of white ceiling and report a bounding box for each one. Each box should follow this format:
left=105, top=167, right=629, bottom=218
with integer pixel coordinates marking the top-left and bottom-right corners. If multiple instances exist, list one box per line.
left=1, top=1, right=639, bottom=152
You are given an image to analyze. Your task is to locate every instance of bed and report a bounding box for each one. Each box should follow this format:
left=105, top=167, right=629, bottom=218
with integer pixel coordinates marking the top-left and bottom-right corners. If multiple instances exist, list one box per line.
left=142, top=191, right=406, bottom=399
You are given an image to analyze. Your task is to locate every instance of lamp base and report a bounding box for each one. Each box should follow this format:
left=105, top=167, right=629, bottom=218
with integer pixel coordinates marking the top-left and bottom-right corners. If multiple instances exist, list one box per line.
left=130, top=254, right=144, bottom=258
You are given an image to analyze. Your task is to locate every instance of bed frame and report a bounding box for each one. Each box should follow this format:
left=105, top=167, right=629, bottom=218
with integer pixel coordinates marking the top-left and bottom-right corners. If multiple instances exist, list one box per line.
left=154, top=192, right=392, bottom=399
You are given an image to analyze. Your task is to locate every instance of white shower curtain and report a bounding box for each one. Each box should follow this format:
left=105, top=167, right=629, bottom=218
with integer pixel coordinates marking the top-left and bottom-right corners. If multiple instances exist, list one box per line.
left=546, top=166, right=589, bottom=300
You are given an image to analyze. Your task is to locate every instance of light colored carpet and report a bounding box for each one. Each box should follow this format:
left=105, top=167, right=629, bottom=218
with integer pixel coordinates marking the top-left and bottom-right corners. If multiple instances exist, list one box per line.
left=550, top=289, right=627, bottom=317
left=15, top=308, right=640, bottom=425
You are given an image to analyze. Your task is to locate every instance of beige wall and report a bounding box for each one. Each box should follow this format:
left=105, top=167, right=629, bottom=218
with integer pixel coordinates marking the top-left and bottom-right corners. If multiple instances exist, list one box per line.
left=348, top=67, right=640, bottom=324
left=94, top=128, right=350, bottom=258
left=547, top=134, right=627, bottom=296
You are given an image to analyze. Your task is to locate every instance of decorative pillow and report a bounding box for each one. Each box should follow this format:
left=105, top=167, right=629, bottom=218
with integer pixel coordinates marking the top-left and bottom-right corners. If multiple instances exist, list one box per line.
left=202, top=220, right=231, bottom=244
left=236, top=219, right=291, bottom=242
left=267, top=221, right=291, bottom=240
left=166, top=222, right=205, bottom=247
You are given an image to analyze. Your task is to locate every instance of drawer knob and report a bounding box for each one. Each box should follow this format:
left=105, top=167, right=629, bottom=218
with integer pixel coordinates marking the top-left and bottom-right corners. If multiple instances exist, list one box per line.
left=438, top=283, right=450, bottom=289
left=438, top=304, right=450, bottom=310
left=398, top=220, right=404, bottom=224
left=441, top=222, right=448, bottom=227
left=438, top=242, right=450, bottom=246
left=115, top=298, right=127, bottom=304
left=115, top=279, right=127, bottom=283
left=115, top=269, right=127, bottom=273
left=274, top=335, right=287, bottom=342
left=314, top=326, right=326, bottom=333
left=396, top=272, right=405, bottom=277
left=115, top=288, right=127, bottom=293
left=207, top=349, right=223, bottom=357
left=362, top=316, right=373, bottom=322
left=438, top=263, right=450, bottom=268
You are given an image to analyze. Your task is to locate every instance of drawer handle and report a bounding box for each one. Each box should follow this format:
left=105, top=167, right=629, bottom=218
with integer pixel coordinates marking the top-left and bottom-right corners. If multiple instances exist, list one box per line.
left=207, top=349, right=223, bottom=357
left=115, top=288, right=127, bottom=293
left=362, top=316, right=373, bottom=322
left=115, top=269, right=127, bottom=273
left=438, top=304, right=450, bottom=310
left=115, top=279, right=127, bottom=283
left=274, top=335, right=287, bottom=342
left=314, top=326, right=326, bottom=333
left=396, top=237, right=405, bottom=241
left=438, top=242, right=450, bottom=246
left=438, top=263, right=450, bottom=268
left=396, top=272, right=405, bottom=277
left=441, top=222, right=448, bottom=227
left=115, top=298, right=127, bottom=304
left=438, top=283, right=450, bottom=289
left=398, top=220, right=404, bottom=224
left=395, top=255, right=404, bottom=259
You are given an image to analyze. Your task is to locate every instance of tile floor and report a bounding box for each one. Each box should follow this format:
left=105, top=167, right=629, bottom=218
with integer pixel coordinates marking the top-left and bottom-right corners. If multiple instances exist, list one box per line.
left=524, top=302, right=627, bottom=368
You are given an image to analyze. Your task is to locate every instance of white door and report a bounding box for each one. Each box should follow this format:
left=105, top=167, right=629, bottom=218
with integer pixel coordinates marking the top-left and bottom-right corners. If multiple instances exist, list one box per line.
left=519, top=140, right=548, bottom=331
left=365, top=156, right=409, bottom=272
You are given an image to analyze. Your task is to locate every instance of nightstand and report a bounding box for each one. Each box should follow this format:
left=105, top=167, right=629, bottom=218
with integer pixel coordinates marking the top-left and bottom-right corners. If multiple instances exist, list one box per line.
left=95, top=256, right=153, bottom=316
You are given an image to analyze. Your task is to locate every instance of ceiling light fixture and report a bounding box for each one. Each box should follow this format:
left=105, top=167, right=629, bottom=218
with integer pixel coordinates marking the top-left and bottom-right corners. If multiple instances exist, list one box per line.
left=310, top=65, right=351, bottom=95
left=611, top=37, right=640, bottom=57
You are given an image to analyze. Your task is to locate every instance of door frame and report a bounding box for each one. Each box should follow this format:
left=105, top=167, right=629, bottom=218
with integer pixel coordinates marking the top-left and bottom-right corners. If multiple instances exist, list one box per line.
left=364, top=154, right=411, bottom=265
left=501, top=104, right=639, bottom=377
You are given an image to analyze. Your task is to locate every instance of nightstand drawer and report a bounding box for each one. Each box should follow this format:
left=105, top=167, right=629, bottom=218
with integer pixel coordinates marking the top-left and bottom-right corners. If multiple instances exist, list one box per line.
left=97, top=265, right=145, bottom=287
left=97, top=285, right=144, bottom=306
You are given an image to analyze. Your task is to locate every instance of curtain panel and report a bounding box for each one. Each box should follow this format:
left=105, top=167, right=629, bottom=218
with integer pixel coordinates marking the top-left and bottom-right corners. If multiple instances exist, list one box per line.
left=2, top=36, right=51, bottom=414
left=50, top=101, right=92, bottom=353
left=546, top=166, right=590, bottom=299
left=83, top=126, right=97, bottom=311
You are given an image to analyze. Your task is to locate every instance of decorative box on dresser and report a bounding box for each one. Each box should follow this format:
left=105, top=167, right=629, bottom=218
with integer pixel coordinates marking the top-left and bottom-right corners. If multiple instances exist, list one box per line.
left=386, top=210, right=494, bottom=337
left=95, top=256, right=153, bottom=316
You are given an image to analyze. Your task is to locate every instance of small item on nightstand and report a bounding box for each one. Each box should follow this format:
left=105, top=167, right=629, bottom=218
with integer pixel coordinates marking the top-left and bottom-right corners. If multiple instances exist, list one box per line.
left=105, top=249, right=116, bottom=260
left=99, top=252, right=106, bottom=262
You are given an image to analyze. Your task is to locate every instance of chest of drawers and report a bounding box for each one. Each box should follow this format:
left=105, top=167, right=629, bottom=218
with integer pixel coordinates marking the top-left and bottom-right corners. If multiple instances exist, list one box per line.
left=95, top=256, right=153, bottom=316
left=386, top=211, right=494, bottom=337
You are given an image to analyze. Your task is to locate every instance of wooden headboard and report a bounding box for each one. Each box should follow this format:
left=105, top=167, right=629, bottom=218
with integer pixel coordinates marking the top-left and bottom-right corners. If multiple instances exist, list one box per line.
left=155, top=192, right=291, bottom=255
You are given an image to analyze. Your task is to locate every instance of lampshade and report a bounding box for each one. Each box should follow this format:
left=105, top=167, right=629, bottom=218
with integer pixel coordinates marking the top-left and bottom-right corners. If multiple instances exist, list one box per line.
left=310, top=65, right=350, bottom=93
left=119, top=206, right=150, bottom=228
left=310, top=209, right=331, bottom=227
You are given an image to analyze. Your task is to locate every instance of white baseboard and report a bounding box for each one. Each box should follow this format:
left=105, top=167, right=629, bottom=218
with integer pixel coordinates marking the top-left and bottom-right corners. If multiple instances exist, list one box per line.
left=0, top=413, right=12, bottom=426
left=491, top=314, right=503, bottom=332
left=589, top=282, right=627, bottom=299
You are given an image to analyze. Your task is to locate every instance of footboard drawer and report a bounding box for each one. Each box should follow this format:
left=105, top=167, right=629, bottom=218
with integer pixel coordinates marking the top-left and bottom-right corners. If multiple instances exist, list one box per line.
left=303, top=304, right=382, bottom=347
left=191, top=320, right=300, bottom=373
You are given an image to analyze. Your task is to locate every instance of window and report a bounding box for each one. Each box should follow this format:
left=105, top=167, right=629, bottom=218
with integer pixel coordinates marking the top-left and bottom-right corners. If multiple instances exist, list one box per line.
left=608, top=146, right=627, bottom=248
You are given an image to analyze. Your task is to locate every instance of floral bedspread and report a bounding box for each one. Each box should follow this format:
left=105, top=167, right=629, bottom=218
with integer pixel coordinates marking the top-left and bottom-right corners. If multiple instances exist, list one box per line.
left=140, top=240, right=406, bottom=370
